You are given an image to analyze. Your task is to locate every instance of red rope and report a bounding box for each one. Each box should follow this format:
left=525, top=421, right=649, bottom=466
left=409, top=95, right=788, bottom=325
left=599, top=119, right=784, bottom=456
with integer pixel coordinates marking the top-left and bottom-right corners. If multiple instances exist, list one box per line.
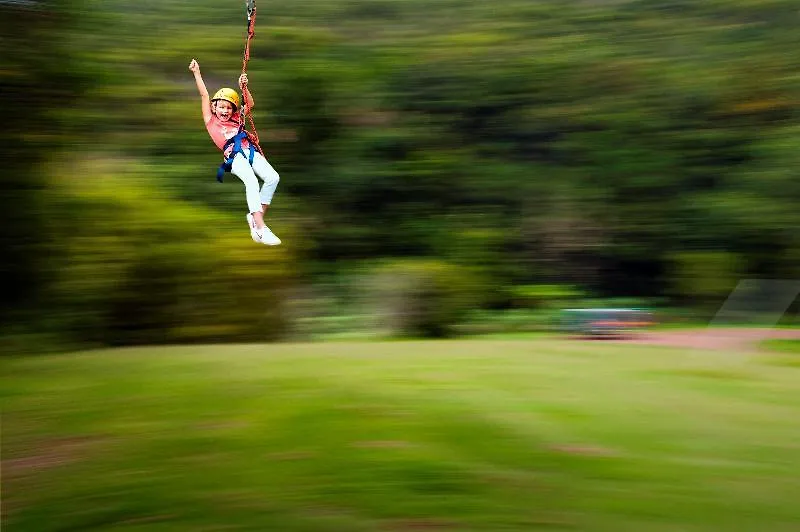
left=240, top=6, right=263, bottom=153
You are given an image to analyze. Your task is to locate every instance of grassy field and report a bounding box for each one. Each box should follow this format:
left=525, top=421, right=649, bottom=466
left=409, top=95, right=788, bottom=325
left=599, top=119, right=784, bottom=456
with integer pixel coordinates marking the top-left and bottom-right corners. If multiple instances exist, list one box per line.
left=761, top=338, right=800, bottom=354
left=3, top=339, right=800, bottom=531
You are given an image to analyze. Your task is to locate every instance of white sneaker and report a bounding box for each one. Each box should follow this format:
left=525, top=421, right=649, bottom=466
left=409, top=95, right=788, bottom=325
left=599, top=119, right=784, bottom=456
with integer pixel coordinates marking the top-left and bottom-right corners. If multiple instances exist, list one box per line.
left=246, top=213, right=261, bottom=243
left=256, top=225, right=282, bottom=246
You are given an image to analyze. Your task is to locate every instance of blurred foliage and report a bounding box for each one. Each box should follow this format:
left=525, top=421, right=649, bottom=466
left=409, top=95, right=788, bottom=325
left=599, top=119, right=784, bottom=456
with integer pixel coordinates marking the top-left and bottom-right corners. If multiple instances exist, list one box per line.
left=670, top=251, right=744, bottom=309
left=2, top=0, right=799, bottom=346
left=42, top=157, right=297, bottom=346
left=370, top=259, right=485, bottom=338
left=0, top=0, right=79, bottom=322
left=508, top=284, right=585, bottom=309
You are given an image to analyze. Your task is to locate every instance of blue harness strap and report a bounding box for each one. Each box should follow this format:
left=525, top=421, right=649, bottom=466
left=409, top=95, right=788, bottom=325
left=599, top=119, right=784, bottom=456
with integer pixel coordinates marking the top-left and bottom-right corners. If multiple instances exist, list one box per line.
left=216, top=129, right=257, bottom=183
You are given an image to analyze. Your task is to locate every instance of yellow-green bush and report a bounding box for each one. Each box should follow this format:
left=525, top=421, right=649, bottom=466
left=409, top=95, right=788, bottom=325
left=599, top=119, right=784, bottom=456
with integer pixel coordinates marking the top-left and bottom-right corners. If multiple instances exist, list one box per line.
left=669, top=251, right=743, bottom=313
left=46, top=158, right=296, bottom=346
left=369, top=259, right=485, bottom=338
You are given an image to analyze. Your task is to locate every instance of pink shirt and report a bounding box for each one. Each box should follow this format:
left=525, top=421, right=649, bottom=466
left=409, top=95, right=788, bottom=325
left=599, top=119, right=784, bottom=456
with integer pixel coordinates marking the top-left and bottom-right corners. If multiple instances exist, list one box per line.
left=205, top=112, right=251, bottom=158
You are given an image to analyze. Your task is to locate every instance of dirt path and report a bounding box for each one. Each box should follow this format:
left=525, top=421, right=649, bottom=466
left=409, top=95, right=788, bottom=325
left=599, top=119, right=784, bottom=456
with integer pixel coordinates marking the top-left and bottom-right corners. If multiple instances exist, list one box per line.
left=623, top=328, right=800, bottom=351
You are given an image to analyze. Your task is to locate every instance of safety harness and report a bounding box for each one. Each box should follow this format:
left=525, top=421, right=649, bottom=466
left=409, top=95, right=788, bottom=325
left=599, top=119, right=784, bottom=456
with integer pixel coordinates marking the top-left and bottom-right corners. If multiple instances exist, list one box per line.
left=216, top=0, right=263, bottom=182
left=216, top=129, right=257, bottom=182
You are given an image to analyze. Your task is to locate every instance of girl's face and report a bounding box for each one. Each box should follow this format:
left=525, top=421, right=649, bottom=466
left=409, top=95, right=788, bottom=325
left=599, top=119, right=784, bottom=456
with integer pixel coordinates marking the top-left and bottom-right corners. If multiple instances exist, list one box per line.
left=214, top=100, right=235, bottom=121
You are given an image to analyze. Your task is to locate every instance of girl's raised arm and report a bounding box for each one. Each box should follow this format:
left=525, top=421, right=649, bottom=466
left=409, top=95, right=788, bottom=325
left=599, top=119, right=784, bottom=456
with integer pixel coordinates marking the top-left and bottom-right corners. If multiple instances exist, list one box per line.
left=190, top=59, right=212, bottom=124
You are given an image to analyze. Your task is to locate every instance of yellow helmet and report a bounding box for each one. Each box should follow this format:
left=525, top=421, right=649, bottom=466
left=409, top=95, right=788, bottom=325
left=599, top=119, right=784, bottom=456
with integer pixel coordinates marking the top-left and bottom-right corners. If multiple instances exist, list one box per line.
left=211, top=88, right=241, bottom=110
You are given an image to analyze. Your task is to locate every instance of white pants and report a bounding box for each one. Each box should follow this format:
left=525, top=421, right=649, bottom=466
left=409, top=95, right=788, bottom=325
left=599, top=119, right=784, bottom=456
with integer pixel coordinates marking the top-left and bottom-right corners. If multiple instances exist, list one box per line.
left=230, top=151, right=280, bottom=214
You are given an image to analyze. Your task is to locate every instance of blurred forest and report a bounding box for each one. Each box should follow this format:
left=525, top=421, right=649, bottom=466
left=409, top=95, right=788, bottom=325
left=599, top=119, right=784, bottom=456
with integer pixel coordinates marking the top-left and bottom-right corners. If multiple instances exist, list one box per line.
left=2, top=0, right=799, bottom=349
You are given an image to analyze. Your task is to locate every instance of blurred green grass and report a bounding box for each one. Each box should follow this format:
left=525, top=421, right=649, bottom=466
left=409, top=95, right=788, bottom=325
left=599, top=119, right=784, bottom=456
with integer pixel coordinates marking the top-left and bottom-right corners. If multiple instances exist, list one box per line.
left=761, top=338, right=800, bottom=354
left=3, top=339, right=800, bottom=531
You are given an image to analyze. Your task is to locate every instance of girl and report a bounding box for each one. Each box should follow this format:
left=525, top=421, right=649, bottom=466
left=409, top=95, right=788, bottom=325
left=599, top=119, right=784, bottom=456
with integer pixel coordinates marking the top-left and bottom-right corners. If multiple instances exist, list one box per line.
left=189, top=59, right=281, bottom=246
